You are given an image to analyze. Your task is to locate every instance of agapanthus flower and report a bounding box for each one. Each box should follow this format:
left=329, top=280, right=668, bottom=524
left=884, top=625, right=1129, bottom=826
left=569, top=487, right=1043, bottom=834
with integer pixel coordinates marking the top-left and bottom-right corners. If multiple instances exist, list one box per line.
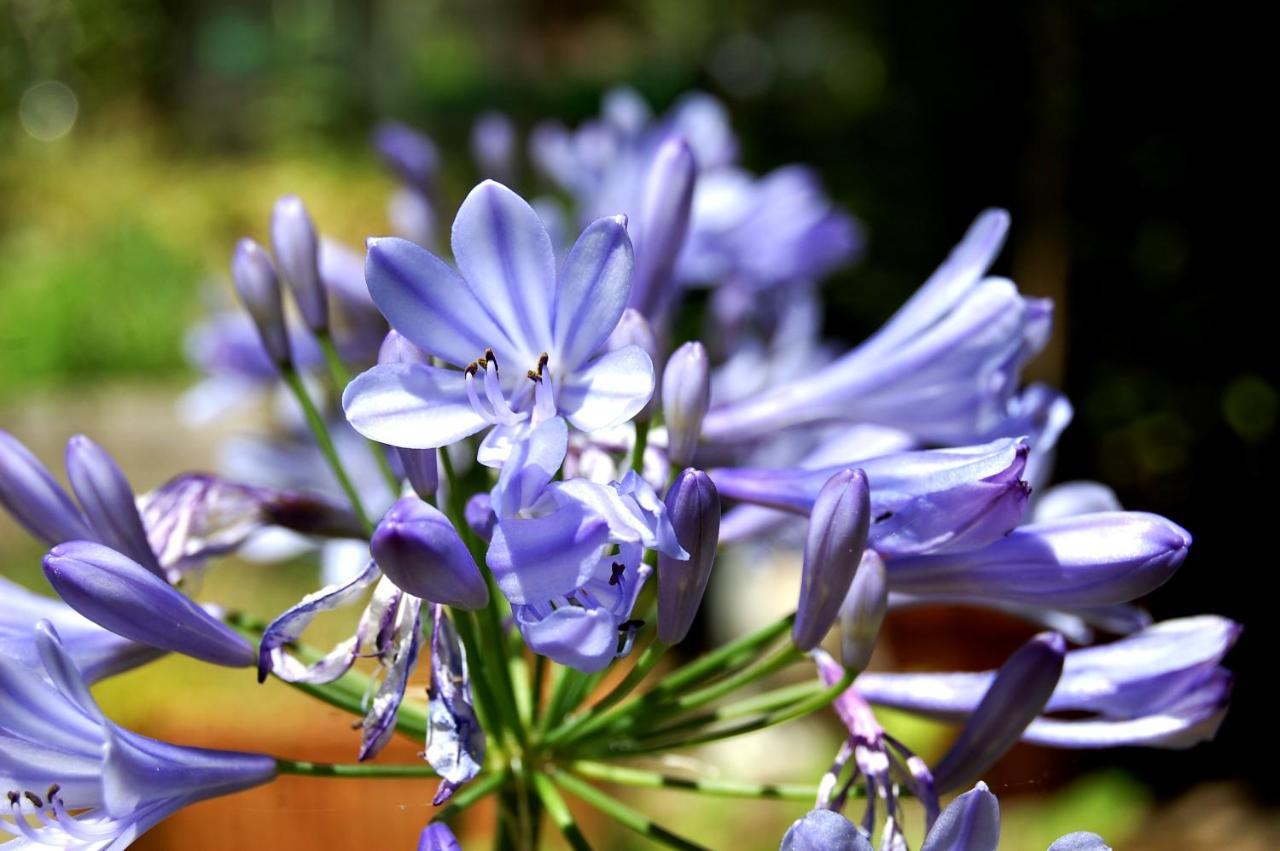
left=0, top=621, right=276, bottom=849
left=0, top=577, right=162, bottom=684
left=701, top=209, right=1049, bottom=446
left=855, top=616, right=1238, bottom=749
left=343, top=181, right=654, bottom=456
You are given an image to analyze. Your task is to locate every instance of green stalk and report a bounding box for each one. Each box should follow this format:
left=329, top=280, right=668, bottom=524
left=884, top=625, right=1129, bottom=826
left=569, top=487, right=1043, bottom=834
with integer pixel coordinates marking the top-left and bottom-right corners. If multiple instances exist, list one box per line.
left=551, top=770, right=710, bottom=851
left=569, top=761, right=817, bottom=801
left=532, top=772, right=593, bottom=851
left=275, top=759, right=436, bottom=778
left=542, top=638, right=668, bottom=746
left=588, top=670, right=855, bottom=757
left=564, top=613, right=796, bottom=743
left=281, top=368, right=373, bottom=534
left=634, top=681, right=824, bottom=742
left=662, top=644, right=803, bottom=717
left=452, top=610, right=511, bottom=753
left=316, top=332, right=400, bottom=494
left=630, top=418, right=650, bottom=472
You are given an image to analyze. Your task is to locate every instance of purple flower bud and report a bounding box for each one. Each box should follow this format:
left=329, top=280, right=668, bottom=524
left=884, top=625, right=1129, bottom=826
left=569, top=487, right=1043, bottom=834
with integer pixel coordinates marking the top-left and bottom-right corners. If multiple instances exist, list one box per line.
left=1048, top=833, right=1111, bottom=851
left=471, top=111, right=517, bottom=183
left=397, top=447, right=439, bottom=500
left=629, top=135, right=696, bottom=320
left=371, top=497, right=489, bottom=609
left=839, top=549, right=887, bottom=671
left=663, top=341, right=711, bottom=467
left=794, top=469, right=871, bottom=650
left=931, top=632, right=1067, bottom=792
left=779, top=808, right=871, bottom=851
left=271, top=195, right=328, bottom=333
left=372, top=121, right=440, bottom=189
left=419, top=823, right=463, bottom=851
left=920, top=782, right=1001, bottom=851
left=231, top=238, right=290, bottom=367
left=64, top=435, right=164, bottom=577
left=43, top=541, right=256, bottom=667
left=657, top=469, right=720, bottom=644
left=465, top=492, right=497, bottom=542
left=0, top=428, right=93, bottom=544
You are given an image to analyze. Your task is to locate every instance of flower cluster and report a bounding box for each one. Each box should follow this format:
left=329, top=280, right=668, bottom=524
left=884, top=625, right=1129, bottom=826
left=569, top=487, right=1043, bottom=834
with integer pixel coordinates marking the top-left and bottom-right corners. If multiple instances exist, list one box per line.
left=1, top=87, right=1234, bottom=850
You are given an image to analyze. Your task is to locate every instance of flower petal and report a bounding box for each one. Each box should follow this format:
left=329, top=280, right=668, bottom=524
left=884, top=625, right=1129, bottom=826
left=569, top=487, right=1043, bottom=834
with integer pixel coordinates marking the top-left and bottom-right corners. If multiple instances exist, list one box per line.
left=343, top=362, right=488, bottom=449
left=558, top=345, right=655, bottom=432
left=452, top=180, right=557, bottom=361
left=514, top=604, right=622, bottom=674
left=364, top=236, right=521, bottom=367
left=487, top=503, right=609, bottom=605
left=920, top=781, right=1001, bottom=851
left=554, top=215, right=634, bottom=372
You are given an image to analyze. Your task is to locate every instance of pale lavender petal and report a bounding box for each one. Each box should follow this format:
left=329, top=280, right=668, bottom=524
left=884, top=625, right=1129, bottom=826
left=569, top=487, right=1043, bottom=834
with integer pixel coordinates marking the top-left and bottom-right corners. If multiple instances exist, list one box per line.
left=514, top=604, right=623, bottom=674
left=1033, top=481, right=1122, bottom=523
left=931, top=633, right=1066, bottom=792
left=65, top=435, right=163, bottom=577
left=43, top=542, right=255, bottom=668
left=920, top=782, right=1001, bottom=851
left=0, top=429, right=94, bottom=545
left=364, top=236, right=521, bottom=367
left=343, top=362, right=488, bottom=449
left=487, top=504, right=609, bottom=604
left=558, top=344, right=655, bottom=432
left=258, top=560, right=380, bottom=682
left=427, top=611, right=485, bottom=805
left=553, top=215, right=634, bottom=372
left=491, top=416, right=568, bottom=518
left=359, top=601, right=423, bottom=761
left=452, top=180, right=556, bottom=361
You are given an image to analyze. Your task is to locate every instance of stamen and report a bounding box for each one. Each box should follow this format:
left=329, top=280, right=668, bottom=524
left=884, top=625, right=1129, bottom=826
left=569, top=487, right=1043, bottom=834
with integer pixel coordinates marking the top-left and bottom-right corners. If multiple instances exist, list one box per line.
left=23, top=792, right=42, bottom=809
left=527, top=369, right=541, bottom=383
left=5, top=792, right=18, bottom=807
left=484, top=348, right=498, bottom=371
left=608, top=562, right=626, bottom=585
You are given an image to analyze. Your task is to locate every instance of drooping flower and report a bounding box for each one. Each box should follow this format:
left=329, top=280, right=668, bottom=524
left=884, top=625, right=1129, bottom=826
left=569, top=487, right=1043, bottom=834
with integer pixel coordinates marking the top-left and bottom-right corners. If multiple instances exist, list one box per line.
left=343, top=181, right=654, bottom=454
left=426, top=608, right=485, bottom=805
left=711, top=437, right=1031, bottom=557
left=855, top=616, right=1238, bottom=750
left=0, top=622, right=276, bottom=849
left=702, top=209, right=1048, bottom=446
left=257, top=561, right=426, bottom=761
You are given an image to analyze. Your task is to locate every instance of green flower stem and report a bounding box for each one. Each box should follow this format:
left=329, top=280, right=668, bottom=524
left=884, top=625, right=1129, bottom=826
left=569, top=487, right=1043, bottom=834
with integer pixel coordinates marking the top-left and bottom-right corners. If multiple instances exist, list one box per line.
left=433, top=769, right=509, bottom=823
left=532, top=772, right=593, bottom=851
left=562, top=613, right=796, bottom=743
left=662, top=643, right=804, bottom=717
left=226, top=611, right=429, bottom=740
left=316, top=332, right=400, bottom=495
left=635, top=681, right=824, bottom=742
left=630, top=418, right=650, bottom=473
left=452, top=609, right=512, bottom=753
left=568, top=761, right=817, bottom=802
left=590, top=670, right=855, bottom=757
left=551, top=770, right=710, bottom=851
left=274, top=759, right=437, bottom=778
left=542, top=638, right=668, bottom=746
left=281, top=368, right=373, bottom=534
left=530, top=654, right=548, bottom=726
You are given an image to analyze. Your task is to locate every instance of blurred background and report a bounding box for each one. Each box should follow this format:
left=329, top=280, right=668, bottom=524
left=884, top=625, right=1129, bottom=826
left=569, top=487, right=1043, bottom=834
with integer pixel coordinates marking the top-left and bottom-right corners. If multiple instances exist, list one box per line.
left=1, top=0, right=1269, bottom=848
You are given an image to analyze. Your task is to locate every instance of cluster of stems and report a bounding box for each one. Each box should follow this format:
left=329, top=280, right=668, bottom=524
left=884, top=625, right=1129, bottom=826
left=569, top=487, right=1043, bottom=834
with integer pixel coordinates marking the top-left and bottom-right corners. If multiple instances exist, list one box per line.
left=243, top=367, right=852, bottom=849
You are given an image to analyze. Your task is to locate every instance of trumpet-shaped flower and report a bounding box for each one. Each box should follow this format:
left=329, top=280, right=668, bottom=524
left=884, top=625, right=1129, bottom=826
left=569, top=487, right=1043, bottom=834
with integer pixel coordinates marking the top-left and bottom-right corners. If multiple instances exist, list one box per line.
left=0, top=622, right=275, bottom=849
left=343, top=181, right=654, bottom=452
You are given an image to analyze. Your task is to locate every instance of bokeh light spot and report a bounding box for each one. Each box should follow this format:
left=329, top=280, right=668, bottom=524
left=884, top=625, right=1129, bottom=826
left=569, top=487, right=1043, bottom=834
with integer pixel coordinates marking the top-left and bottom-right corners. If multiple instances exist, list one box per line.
left=18, top=81, right=79, bottom=142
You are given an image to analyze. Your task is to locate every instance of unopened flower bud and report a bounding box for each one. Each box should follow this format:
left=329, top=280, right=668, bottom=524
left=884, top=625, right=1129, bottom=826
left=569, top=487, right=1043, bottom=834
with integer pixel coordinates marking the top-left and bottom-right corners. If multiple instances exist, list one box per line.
left=65, top=435, right=163, bottom=576
left=663, top=341, right=710, bottom=467
left=0, top=429, right=93, bottom=544
left=630, top=135, right=696, bottom=320
left=794, top=468, right=871, bottom=650
left=231, top=238, right=290, bottom=367
left=657, top=469, right=720, bottom=644
left=839, top=549, right=887, bottom=671
left=271, top=195, right=327, bottom=333
left=371, top=497, right=488, bottom=609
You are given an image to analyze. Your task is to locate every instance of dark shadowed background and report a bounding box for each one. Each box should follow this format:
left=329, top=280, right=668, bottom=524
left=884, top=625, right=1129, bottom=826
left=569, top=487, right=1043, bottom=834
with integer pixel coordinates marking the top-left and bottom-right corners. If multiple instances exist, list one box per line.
left=2, top=0, right=1270, bottom=848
